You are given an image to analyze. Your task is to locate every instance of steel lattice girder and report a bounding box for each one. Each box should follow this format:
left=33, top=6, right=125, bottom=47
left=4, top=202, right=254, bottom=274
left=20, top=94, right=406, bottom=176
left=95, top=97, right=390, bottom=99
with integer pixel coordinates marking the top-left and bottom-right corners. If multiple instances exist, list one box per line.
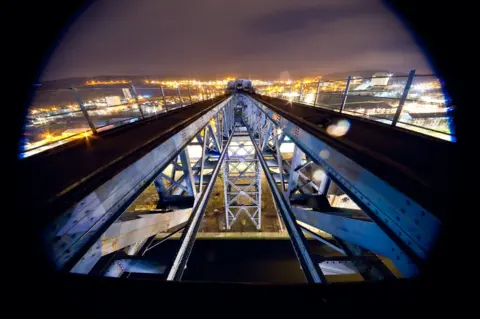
left=72, top=123, right=231, bottom=274
left=243, top=123, right=326, bottom=283
left=239, top=94, right=441, bottom=277
left=167, top=132, right=235, bottom=280
left=93, top=105, right=237, bottom=277
left=223, top=131, right=261, bottom=229
left=293, top=207, right=414, bottom=275
left=250, top=116, right=393, bottom=280
left=51, top=97, right=233, bottom=272
left=238, top=95, right=394, bottom=281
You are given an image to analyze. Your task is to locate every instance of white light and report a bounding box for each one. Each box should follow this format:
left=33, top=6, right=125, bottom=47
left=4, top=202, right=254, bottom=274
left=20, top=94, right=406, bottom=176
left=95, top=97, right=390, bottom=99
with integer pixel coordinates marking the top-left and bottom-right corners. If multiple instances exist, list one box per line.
left=313, top=169, right=326, bottom=181
left=304, top=93, right=314, bottom=104
left=326, top=119, right=351, bottom=137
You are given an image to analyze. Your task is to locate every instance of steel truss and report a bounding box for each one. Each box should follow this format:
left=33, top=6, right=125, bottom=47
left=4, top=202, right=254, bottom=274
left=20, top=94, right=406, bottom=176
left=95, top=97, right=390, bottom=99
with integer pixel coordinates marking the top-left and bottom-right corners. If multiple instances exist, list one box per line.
left=56, top=93, right=438, bottom=282
left=223, top=126, right=261, bottom=230
left=237, top=93, right=441, bottom=279
left=56, top=97, right=234, bottom=274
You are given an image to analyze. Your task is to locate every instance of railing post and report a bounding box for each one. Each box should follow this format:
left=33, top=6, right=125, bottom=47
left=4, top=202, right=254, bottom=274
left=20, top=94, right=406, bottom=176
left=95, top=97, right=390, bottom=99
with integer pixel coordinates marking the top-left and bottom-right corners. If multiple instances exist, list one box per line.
left=130, top=82, right=145, bottom=119
left=188, top=87, right=193, bottom=104
left=177, top=87, right=183, bottom=105
left=298, top=83, right=303, bottom=102
left=314, top=80, right=321, bottom=107
left=392, top=69, right=416, bottom=126
left=339, top=76, right=352, bottom=113
left=160, top=86, right=167, bottom=107
left=71, top=87, right=97, bottom=134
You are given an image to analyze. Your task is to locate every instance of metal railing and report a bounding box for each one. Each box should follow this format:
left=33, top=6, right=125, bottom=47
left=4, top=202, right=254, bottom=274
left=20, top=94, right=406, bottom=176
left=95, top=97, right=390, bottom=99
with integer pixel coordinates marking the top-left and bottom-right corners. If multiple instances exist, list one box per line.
left=255, top=70, right=455, bottom=142
left=20, top=82, right=225, bottom=158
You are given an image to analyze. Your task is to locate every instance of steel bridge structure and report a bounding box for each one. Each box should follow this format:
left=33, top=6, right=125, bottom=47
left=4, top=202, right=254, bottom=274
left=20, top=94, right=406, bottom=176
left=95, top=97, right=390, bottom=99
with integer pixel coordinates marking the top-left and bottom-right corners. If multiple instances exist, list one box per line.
left=19, top=91, right=452, bottom=283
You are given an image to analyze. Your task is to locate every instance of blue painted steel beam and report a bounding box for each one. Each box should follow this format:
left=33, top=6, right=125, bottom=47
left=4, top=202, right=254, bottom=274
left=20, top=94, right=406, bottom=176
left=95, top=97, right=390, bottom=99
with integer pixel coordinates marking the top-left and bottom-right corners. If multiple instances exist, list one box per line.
left=245, top=94, right=440, bottom=272
left=51, top=97, right=233, bottom=272
left=246, top=128, right=326, bottom=283
left=179, top=149, right=197, bottom=197
left=167, top=132, right=235, bottom=281
left=292, top=207, right=418, bottom=277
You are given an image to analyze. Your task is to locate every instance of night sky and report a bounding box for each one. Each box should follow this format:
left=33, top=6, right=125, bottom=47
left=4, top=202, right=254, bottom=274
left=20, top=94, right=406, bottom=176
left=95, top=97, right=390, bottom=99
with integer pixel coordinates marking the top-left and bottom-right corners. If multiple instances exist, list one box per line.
left=41, top=0, right=431, bottom=81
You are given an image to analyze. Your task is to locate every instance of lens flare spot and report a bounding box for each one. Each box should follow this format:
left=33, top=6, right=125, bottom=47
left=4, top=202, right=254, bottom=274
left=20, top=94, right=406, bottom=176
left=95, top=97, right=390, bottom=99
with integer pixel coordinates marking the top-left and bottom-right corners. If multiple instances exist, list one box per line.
left=319, top=149, right=330, bottom=159
left=313, top=169, right=326, bottom=182
left=326, top=119, right=351, bottom=137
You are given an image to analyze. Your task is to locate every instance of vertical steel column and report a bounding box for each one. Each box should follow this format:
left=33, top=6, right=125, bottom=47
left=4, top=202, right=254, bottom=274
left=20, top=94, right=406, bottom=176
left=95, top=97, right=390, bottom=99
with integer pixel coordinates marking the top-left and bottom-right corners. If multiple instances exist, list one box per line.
left=222, top=108, right=226, bottom=138
left=257, top=109, right=263, bottom=146
left=223, top=106, right=228, bottom=138
left=256, top=154, right=262, bottom=230
left=188, top=87, right=193, bottom=104
left=160, top=86, right=167, bottom=107
left=287, top=145, right=303, bottom=199
left=198, top=127, right=208, bottom=195
left=392, top=69, right=416, bottom=126
left=231, top=102, right=235, bottom=129
left=222, top=150, right=230, bottom=229
left=339, top=76, right=352, bottom=113
left=130, top=82, right=145, bottom=119
left=216, top=113, right=222, bottom=150
left=179, top=149, right=197, bottom=197
left=207, top=123, right=221, bottom=152
left=261, top=120, right=273, bottom=151
left=273, top=127, right=286, bottom=192
left=249, top=104, right=254, bottom=129
left=71, top=87, right=97, bottom=134
left=314, top=80, right=321, bottom=107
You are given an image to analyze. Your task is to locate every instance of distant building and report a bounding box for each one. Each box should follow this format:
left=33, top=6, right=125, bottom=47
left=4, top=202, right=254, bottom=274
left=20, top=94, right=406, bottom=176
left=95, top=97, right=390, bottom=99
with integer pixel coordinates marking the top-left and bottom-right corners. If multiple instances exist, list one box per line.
left=105, top=96, right=122, bottom=106
left=371, top=72, right=390, bottom=86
